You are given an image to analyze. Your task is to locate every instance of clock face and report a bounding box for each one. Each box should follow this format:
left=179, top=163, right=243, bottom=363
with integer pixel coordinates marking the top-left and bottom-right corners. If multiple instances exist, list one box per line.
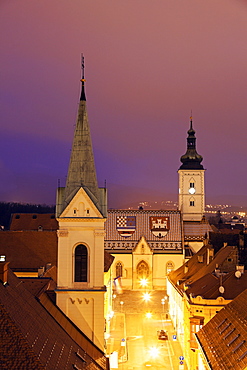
left=189, top=187, right=196, bottom=194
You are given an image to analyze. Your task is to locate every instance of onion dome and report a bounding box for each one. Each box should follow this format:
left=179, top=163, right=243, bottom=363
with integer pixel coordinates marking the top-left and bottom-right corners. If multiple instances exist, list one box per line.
left=179, top=117, right=204, bottom=170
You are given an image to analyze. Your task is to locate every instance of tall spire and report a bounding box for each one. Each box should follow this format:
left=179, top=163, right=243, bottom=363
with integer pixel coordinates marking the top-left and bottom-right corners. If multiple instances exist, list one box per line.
left=62, top=56, right=100, bottom=210
left=179, top=116, right=204, bottom=170
left=80, top=54, right=86, bottom=101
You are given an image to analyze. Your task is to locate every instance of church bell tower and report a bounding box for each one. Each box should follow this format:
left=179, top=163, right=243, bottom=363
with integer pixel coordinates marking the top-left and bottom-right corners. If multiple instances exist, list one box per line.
left=178, top=117, right=205, bottom=221
left=55, top=57, right=107, bottom=350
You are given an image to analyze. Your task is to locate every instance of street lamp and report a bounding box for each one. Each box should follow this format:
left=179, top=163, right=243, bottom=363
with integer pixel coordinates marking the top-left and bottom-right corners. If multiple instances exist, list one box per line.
left=120, top=301, right=124, bottom=312
left=161, top=298, right=165, bottom=312
left=146, top=312, right=152, bottom=319
left=149, top=346, right=160, bottom=358
left=140, top=278, right=148, bottom=288
left=143, top=292, right=151, bottom=302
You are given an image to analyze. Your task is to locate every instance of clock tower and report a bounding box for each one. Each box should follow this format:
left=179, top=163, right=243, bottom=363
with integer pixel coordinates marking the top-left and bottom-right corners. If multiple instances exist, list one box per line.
left=178, top=117, right=205, bottom=221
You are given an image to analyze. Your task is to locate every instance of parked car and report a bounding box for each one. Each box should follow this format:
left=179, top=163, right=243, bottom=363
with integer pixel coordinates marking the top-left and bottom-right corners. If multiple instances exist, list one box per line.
left=157, top=329, right=168, bottom=340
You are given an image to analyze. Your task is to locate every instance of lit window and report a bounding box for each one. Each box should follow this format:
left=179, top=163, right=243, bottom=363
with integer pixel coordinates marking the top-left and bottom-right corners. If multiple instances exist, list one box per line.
left=0, top=255, right=6, bottom=261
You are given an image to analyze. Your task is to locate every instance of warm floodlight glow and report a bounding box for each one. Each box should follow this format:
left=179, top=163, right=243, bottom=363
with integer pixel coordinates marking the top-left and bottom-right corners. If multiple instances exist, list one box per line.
left=140, top=278, right=148, bottom=287
left=149, top=346, right=160, bottom=358
left=146, top=312, right=152, bottom=319
left=143, top=292, right=151, bottom=302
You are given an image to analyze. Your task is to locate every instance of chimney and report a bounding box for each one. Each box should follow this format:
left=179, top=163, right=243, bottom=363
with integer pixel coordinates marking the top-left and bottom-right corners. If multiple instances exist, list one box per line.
left=0, top=261, right=10, bottom=284
left=46, top=263, right=52, bottom=271
left=38, top=266, right=45, bottom=277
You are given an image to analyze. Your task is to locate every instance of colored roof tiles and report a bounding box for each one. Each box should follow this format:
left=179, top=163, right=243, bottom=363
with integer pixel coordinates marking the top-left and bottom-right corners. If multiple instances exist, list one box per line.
left=105, top=209, right=182, bottom=252
left=183, top=220, right=213, bottom=241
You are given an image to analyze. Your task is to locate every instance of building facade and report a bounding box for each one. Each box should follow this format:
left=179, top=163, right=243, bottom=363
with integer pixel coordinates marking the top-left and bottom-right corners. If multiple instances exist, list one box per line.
left=105, top=209, right=184, bottom=290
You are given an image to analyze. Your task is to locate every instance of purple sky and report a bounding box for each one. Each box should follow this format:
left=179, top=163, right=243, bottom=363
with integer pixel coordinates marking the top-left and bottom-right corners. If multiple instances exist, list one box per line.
left=1, top=0, right=247, bottom=208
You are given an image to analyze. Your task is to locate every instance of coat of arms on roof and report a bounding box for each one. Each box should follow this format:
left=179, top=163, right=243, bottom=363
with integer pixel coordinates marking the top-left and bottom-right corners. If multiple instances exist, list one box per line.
left=149, top=216, right=170, bottom=238
left=116, top=216, right=136, bottom=237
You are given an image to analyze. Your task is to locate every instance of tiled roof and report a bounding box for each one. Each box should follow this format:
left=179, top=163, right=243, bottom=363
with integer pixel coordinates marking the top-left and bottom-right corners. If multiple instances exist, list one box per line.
left=0, top=267, right=109, bottom=370
left=169, top=244, right=236, bottom=287
left=0, top=231, right=57, bottom=271
left=196, top=289, right=247, bottom=370
left=185, top=271, right=247, bottom=300
left=20, top=277, right=57, bottom=297
left=0, top=231, right=114, bottom=275
left=105, top=209, right=182, bottom=252
left=183, top=220, right=213, bottom=241
left=10, top=213, right=58, bottom=231
left=104, top=251, right=115, bottom=272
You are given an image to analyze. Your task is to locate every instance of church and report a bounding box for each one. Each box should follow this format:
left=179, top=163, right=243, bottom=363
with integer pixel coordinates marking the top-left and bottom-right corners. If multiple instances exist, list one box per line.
left=0, top=60, right=212, bottom=365
left=53, top=60, right=210, bottom=346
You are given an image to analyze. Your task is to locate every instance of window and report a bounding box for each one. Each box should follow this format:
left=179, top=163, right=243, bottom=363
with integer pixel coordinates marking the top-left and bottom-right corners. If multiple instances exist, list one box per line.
left=116, top=262, right=123, bottom=277
left=74, top=244, right=88, bottom=282
left=190, top=182, right=195, bottom=188
left=137, top=260, right=149, bottom=279
left=190, top=200, right=195, bottom=206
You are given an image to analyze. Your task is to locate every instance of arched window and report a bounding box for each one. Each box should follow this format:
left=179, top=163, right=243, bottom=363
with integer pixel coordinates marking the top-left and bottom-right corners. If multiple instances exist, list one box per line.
left=166, top=261, right=175, bottom=275
left=74, top=244, right=88, bottom=282
left=137, top=260, right=149, bottom=279
left=116, top=262, right=123, bottom=277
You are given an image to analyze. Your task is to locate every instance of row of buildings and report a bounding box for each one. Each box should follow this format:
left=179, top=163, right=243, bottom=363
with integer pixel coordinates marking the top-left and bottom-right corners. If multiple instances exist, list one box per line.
left=1, top=61, right=247, bottom=369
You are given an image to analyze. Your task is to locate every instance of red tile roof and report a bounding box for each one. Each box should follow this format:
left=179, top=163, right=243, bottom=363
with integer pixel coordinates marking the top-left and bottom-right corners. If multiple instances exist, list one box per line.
left=169, top=244, right=237, bottom=288
left=0, top=231, right=57, bottom=271
left=185, top=270, right=247, bottom=300
left=10, top=213, right=58, bottom=231
left=0, top=266, right=109, bottom=370
left=196, top=289, right=247, bottom=369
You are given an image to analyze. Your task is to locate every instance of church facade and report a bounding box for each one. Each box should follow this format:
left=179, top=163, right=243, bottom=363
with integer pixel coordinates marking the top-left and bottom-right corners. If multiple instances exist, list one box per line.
left=105, top=209, right=183, bottom=290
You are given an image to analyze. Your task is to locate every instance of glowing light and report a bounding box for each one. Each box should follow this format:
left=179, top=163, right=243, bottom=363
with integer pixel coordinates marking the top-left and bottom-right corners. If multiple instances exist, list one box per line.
left=146, top=312, right=152, bottom=319
left=149, top=346, right=160, bottom=358
left=140, top=278, right=148, bottom=287
left=143, top=292, right=151, bottom=302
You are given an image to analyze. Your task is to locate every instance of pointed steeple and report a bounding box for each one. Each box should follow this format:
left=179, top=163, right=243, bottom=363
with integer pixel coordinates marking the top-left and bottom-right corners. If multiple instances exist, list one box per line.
left=62, top=56, right=100, bottom=210
left=180, top=117, right=204, bottom=170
